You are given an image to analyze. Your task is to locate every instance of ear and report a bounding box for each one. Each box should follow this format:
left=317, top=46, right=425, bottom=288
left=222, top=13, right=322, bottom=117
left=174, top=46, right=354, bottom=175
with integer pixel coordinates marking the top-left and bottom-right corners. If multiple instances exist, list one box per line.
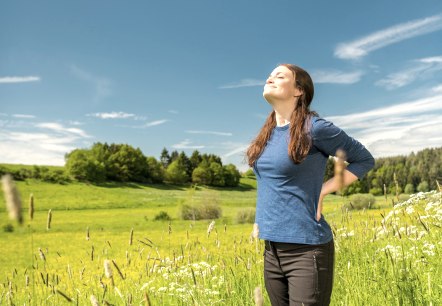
left=294, top=87, right=303, bottom=98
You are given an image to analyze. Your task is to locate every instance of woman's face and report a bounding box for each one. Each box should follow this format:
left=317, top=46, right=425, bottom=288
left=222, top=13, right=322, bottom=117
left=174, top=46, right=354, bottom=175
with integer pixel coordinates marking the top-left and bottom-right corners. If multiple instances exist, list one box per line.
left=263, top=65, right=302, bottom=103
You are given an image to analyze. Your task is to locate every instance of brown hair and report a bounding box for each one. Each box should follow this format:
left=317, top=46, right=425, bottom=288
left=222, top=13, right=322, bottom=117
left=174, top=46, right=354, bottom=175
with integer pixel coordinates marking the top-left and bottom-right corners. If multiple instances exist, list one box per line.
left=246, top=64, right=317, bottom=167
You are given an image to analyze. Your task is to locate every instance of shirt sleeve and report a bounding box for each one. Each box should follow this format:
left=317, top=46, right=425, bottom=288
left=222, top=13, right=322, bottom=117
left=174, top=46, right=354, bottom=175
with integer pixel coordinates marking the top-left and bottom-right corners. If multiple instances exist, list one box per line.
left=311, top=117, right=375, bottom=179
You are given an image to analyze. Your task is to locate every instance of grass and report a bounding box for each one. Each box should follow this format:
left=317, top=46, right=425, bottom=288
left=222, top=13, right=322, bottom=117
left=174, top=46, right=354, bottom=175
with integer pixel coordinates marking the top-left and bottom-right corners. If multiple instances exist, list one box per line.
left=0, top=179, right=440, bottom=305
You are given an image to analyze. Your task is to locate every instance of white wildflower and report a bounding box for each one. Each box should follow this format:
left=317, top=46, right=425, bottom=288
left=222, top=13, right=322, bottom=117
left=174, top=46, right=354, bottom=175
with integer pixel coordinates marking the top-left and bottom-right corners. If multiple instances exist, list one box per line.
left=207, top=220, right=215, bottom=237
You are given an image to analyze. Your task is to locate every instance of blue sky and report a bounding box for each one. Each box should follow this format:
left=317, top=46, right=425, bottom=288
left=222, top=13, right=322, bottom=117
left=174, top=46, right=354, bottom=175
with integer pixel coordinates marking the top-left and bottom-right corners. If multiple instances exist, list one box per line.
left=1, top=1, right=442, bottom=172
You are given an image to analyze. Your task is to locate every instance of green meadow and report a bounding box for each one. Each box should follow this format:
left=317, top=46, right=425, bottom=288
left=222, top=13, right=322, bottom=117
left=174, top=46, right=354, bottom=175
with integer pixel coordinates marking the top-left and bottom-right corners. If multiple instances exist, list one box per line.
left=0, top=179, right=441, bottom=305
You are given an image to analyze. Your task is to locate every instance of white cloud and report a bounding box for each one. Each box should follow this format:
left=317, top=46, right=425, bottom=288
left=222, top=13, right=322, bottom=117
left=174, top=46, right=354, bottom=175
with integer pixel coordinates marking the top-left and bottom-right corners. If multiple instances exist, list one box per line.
left=185, top=130, right=232, bottom=136
left=0, top=122, right=92, bottom=165
left=172, top=139, right=205, bottom=149
left=12, top=114, right=36, bottom=119
left=0, top=76, right=40, bottom=83
left=88, top=112, right=135, bottom=119
left=335, top=13, right=442, bottom=60
left=419, top=56, right=442, bottom=63
left=219, top=78, right=264, bottom=89
left=432, top=84, right=442, bottom=92
left=311, top=70, right=363, bottom=84
left=70, top=65, right=111, bottom=102
left=376, top=55, right=442, bottom=90
left=325, top=93, right=442, bottom=158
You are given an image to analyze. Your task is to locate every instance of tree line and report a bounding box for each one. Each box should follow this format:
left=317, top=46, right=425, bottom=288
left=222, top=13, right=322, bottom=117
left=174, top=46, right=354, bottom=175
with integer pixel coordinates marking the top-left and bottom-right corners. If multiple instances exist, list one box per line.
left=64, top=142, right=241, bottom=187
left=1, top=145, right=440, bottom=194
left=321, top=147, right=442, bottom=195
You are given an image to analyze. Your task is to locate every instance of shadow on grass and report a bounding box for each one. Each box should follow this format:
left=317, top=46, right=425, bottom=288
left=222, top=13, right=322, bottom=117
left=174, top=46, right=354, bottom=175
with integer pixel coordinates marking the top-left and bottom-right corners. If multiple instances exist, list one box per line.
left=94, top=181, right=188, bottom=191
left=66, top=179, right=255, bottom=192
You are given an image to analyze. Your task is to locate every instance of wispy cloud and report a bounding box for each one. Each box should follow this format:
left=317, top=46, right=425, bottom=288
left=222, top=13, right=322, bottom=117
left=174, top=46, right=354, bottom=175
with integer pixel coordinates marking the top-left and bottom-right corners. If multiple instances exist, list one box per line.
left=219, top=79, right=264, bottom=89
left=168, top=110, right=179, bottom=114
left=172, top=139, right=205, bottom=149
left=68, top=120, right=84, bottom=126
left=376, top=55, right=442, bottom=90
left=36, top=122, right=91, bottom=138
left=222, top=144, right=248, bottom=158
left=117, top=119, right=169, bottom=129
left=216, top=142, right=250, bottom=172
left=142, top=119, right=168, bottom=127
left=70, top=65, right=111, bottom=102
left=326, top=93, right=442, bottom=157
left=12, top=114, right=36, bottom=119
left=220, top=70, right=363, bottom=88
left=88, top=111, right=135, bottom=119
left=0, top=76, right=40, bottom=84
left=186, top=130, right=232, bottom=136
left=311, top=70, right=364, bottom=84
left=335, top=13, right=442, bottom=60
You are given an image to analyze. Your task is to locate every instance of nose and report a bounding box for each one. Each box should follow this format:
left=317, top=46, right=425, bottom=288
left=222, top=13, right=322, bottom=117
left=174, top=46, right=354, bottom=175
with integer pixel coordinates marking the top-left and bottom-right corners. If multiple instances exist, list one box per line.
left=266, top=76, right=274, bottom=84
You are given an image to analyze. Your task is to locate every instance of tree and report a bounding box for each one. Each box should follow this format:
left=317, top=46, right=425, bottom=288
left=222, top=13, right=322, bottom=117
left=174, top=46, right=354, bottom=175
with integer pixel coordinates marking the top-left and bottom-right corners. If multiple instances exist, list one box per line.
left=190, top=150, right=202, bottom=172
left=170, top=150, right=179, bottom=162
left=223, top=164, right=241, bottom=187
left=146, top=157, right=164, bottom=183
left=178, top=152, right=193, bottom=178
left=210, top=162, right=225, bottom=187
left=165, top=159, right=189, bottom=184
left=192, top=165, right=212, bottom=185
left=160, top=148, right=171, bottom=169
left=107, top=144, right=149, bottom=182
left=65, top=149, right=106, bottom=182
left=201, top=154, right=222, bottom=165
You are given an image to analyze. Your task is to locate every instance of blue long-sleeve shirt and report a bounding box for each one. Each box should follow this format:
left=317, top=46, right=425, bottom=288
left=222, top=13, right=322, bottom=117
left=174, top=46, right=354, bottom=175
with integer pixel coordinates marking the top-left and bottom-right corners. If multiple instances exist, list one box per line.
left=254, top=116, right=374, bottom=244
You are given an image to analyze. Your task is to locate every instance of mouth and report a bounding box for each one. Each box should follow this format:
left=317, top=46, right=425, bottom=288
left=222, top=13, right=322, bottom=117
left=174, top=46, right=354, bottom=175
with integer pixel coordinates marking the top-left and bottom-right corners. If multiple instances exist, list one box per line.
left=264, top=84, right=276, bottom=89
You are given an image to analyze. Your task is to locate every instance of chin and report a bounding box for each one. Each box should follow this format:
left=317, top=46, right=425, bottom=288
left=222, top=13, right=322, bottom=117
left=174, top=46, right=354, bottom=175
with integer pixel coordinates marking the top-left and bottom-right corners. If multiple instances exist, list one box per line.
left=263, top=91, right=276, bottom=101
left=263, top=94, right=276, bottom=105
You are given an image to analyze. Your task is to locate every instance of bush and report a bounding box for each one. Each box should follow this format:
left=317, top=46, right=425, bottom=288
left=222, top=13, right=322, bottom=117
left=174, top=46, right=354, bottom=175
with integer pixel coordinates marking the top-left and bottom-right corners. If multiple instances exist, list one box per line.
left=345, top=193, right=377, bottom=210
left=180, top=203, right=222, bottom=220
left=369, top=187, right=383, bottom=196
left=236, top=208, right=256, bottom=224
left=397, top=194, right=410, bottom=203
left=154, top=211, right=172, bottom=221
left=417, top=181, right=429, bottom=192
left=3, top=224, right=14, bottom=232
left=243, top=168, right=255, bottom=178
left=404, top=183, right=415, bottom=194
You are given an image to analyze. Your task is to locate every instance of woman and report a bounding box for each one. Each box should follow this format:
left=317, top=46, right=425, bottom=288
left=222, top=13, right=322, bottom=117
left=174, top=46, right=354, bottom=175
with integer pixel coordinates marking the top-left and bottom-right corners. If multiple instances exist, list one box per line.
left=247, top=64, right=374, bottom=305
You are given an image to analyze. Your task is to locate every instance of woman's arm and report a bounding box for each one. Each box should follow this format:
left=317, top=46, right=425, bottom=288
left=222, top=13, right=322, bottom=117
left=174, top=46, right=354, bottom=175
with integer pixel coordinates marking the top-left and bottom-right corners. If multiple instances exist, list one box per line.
left=316, top=170, right=358, bottom=221
left=311, top=117, right=375, bottom=221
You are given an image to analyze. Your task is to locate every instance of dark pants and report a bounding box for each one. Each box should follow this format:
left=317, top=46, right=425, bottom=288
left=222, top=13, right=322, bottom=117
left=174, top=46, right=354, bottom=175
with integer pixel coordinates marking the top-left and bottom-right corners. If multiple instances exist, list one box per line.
left=263, top=239, right=334, bottom=306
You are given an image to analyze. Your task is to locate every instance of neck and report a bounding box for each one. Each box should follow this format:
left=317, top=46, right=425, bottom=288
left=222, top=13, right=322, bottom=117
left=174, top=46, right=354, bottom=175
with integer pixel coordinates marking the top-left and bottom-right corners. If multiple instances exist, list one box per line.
left=273, top=102, right=295, bottom=127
